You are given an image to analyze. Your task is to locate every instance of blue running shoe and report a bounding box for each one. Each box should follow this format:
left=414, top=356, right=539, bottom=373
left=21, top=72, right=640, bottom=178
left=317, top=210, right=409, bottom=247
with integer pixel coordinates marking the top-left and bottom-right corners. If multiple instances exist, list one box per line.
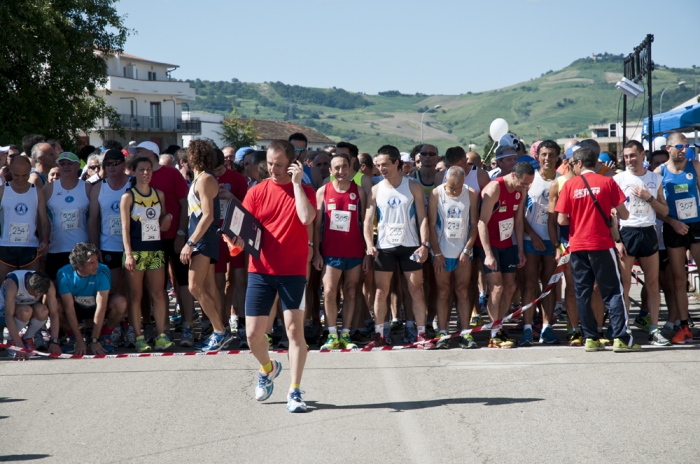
left=539, top=326, right=559, bottom=344
left=255, top=359, right=282, bottom=401
left=61, top=336, right=77, bottom=354
left=520, top=328, right=533, bottom=347
left=199, top=331, right=229, bottom=352
left=286, top=388, right=307, bottom=413
left=402, top=325, right=418, bottom=344
left=99, top=334, right=115, bottom=353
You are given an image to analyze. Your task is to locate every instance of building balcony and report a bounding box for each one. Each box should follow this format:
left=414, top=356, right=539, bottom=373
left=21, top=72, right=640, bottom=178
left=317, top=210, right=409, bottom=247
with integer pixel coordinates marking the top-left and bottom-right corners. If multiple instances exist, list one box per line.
left=97, top=114, right=201, bottom=134
left=102, top=76, right=196, bottom=100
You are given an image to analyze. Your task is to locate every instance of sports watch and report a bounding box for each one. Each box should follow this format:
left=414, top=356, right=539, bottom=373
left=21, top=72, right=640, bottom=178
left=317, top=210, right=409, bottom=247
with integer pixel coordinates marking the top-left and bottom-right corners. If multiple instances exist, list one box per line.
left=187, top=240, right=195, bottom=247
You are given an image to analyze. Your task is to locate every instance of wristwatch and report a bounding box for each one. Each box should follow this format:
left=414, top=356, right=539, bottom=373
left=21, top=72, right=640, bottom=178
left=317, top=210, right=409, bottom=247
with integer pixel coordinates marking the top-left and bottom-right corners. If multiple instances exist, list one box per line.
left=177, top=230, right=186, bottom=236
left=421, top=241, right=430, bottom=248
left=308, top=241, right=314, bottom=247
left=91, top=338, right=99, bottom=344
left=462, top=247, right=473, bottom=258
left=186, top=239, right=195, bottom=246
left=645, top=196, right=653, bottom=204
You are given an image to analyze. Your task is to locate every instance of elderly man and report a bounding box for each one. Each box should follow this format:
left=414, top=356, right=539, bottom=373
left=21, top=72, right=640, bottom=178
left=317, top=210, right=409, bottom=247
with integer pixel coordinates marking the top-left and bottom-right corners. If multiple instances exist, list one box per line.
left=29, top=142, right=56, bottom=188
left=489, top=134, right=519, bottom=179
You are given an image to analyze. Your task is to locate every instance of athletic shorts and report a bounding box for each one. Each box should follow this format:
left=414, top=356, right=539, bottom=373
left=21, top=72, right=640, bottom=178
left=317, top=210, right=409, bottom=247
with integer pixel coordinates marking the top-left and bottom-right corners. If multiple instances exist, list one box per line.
left=101, top=250, right=124, bottom=270
left=45, top=252, right=71, bottom=280
left=245, top=273, right=307, bottom=316
left=323, top=256, right=363, bottom=271
left=659, top=249, right=668, bottom=271
left=0, top=246, right=39, bottom=269
left=215, top=236, right=245, bottom=273
left=124, top=250, right=165, bottom=271
left=663, top=221, right=700, bottom=249
left=192, top=239, right=219, bottom=265
left=74, top=305, right=97, bottom=321
left=559, top=225, right=570, bottom=248
left=524, top=239, right=554, bottom=257
left=162, top=239, right=189, bottom=286
left=475, top=245, right=518, bottom=275
left=620, top=226, right=658, bottom=259
left=374, top=246, right=422, bottom=273
left=437, top=257, right=460, bottom=273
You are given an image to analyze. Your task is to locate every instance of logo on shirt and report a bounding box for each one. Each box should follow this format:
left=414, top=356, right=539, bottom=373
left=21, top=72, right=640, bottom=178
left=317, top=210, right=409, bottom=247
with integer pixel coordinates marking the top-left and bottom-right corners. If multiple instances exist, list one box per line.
left=687, top=173, right=693, bottom=180
left=447, top=205, right=462, bottom=217
left=515, top=192, right=521, bottom=200
left=65, top=196, right=74, bottom=203
left=104, top=254, right=112, bottom=262
left=646, top=182, right=657, bottom=190
left=573, top=187, right=599, bottom=199
left=350, top=193, right=357, bottom=200
left=111, top=201, right=120, bottom=213
left=146, top=207, right=157, bottom=219
left=387, top=196, right=402, bottom=208
left=14, top=203, right=28, bottom=215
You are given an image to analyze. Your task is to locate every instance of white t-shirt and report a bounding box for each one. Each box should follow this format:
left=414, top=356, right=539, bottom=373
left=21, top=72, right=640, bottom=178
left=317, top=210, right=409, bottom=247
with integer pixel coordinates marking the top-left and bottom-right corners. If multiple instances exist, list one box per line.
left=613, top=170, right=661, bottom=228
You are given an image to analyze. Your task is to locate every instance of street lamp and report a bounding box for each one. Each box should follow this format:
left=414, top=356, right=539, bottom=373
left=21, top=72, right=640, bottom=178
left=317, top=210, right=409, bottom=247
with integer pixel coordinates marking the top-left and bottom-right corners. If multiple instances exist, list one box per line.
left=659, top=81, right=686, bottom=114
left=421, top=105, right=441, bottom=144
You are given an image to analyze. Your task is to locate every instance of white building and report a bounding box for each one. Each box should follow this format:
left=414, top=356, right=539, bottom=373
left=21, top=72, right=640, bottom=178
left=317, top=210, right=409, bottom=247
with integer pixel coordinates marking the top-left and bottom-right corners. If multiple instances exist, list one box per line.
left=182, top=111, right=226, bottom=148
left=85, top=52, right=201, bottom=150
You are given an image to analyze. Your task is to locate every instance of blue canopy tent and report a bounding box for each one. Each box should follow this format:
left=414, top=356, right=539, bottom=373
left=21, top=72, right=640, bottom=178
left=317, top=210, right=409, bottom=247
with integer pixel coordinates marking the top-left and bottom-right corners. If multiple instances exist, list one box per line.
left=643, top=103, right=700, bottom=136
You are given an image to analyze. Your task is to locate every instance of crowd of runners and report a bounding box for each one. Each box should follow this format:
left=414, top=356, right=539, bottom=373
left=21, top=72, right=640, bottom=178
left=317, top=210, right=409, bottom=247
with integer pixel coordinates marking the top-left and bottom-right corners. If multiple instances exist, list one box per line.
left=1, top=129, right=699, bottom=412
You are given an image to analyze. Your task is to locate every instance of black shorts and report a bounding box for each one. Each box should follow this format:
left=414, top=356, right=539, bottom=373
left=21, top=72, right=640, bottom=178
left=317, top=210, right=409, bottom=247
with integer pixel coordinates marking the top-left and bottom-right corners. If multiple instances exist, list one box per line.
left=45, top=252, right=71, bottom=280
left=663, top=221, right=700, bottom=249
left=374, top=246, right=422, bottom=273
left=162, top=238, right=189, bottom=286
left=475, top=245, right=518, bottom=274
left=659, top=249, right=669, bottom=271
left=245, top=273, right=306, bottom=316
left=101, top=250, right=124, bottom=270
left=74, top=305, right=97, bottom=321
left=620, top=226, right=658, bottom=259
left=0, top=246, right=39, bottom=269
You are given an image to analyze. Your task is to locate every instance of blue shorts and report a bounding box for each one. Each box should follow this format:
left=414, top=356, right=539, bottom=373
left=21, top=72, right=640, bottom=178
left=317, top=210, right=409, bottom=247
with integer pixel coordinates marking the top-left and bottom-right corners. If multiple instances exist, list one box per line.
left=475, top=246, right=518, bottom=274
left=192, top=239, right=219, bottom=265
left=323, top=257, right=363, bottom=271
left=245, top=273, right=307, bottom=317
left=431, top=256, right=460, bottom=272
left=524, top=239, right=554, bottom=257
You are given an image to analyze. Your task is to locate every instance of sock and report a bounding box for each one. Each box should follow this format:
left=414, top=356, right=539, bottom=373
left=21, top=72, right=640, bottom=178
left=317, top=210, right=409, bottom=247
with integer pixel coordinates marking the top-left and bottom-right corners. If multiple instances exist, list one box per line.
left=572, top=327, right=580, bottom=332
left=674, top=319, right=681, bottom=327
left=375, top=324, right=383, bottom=335
left=101, top=324, right=114, bottom=335
left=406, top=320, right=415, bottom=328
left=638, top=310, right=649, bottom=318
left=417, top=326, right=426, bottom=335
left=523, top=324, right=532, bottom=331
left=681, top=319, right=689, bottom=327
left=664, top=321, right=674, bottom=330
left=597, top=327, right=603, bottom=332
left=341, top=328, right=350, bottom=335
left=649, top=325, right=658, bottom=334
left=261, top=360, right=273, bottom=374
left=328, top=327, right=337, bottom=335
left=22, top=318, right=46, bottom=339
left=439, top=330, right=447, bottom=335
left=214, top=330, right=225, bottom=336
left=290, top=383, right=300, bottom=391
left=392, top=317, right=399, bottom=322
left=542, top=323, right=551, bottom=331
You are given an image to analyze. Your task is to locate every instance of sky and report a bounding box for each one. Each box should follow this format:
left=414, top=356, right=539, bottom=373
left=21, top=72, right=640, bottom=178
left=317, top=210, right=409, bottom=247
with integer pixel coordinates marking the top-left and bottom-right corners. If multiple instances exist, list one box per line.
left=116, top=0, right=698, bottom=95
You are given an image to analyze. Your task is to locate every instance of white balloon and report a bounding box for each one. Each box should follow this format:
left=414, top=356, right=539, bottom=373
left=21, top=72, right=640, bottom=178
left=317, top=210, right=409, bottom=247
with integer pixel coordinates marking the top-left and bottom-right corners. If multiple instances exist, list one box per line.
left=489, top=118, right=509, bottom=141
left=652, top=136, right=667, bottom=151
left=642, top=139, right=650, bottom=150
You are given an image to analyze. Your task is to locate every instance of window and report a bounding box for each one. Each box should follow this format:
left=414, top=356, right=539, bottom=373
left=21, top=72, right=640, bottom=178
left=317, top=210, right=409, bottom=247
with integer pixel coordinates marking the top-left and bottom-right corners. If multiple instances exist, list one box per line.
left=148, top=71, right=157, bottom=81
left=130, top=100, right=134, bottom=117
left=123, top=67, right=126, bottom=77
left=150, top=102, right=161, bottom=129
left=609, top=123, right=617, bottom=137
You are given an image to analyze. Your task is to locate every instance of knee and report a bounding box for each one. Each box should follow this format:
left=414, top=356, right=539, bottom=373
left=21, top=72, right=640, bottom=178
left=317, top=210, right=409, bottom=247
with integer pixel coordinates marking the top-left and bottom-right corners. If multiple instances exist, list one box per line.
left=33, top=304, right=49, bottom=320
left=15, top=305, right=32, bottom=321
left=110, top=295, right=128, bottom=317
left=505, top=282, right=517, bottom=295
left=436, top=284, right=450, bottom=300
left=454, top=284, right=468, bottom=301
left=188, top=281, right=202, bottom=297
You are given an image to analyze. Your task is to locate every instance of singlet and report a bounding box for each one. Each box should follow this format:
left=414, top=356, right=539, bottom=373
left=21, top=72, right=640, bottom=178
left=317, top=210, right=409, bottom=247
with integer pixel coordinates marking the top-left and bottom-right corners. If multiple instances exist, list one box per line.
left=465, top=166, right=482, bottom=194
left=435, top=184, right=471, bottom=259
left=525, top=170, right=558, bottom=242
left=661, top=161, right=700, bottom=223
left=478, top=176, right=521, bottom=249
left=99, top=177, right=131, bottom=252
left=0, top=183, right=39, bottom=247
left=320, top=182, right=364, bottom=258
left=0, top=271, right=42, bottom=308
left=329, top=171, right=364, bottom=188
left=187, top=171, right=220, bottom=247
left=614, top=170, right=661, bottom=228
left=30, top=170, right=47, bottom=186
left=376, top=177, right=420, bottom=249
left=128, top=186, right=163, bottom=252
left=47, top=179, right=90, bottom=253
left=413, top=170, right=435, bottom=206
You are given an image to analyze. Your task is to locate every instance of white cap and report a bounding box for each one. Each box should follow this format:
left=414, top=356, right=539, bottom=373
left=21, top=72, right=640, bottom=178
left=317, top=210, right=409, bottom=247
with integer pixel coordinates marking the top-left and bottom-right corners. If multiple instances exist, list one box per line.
left=136, top=141, right=160, bottom=155
left=0, top=146, right=9, bottom=153
left=400, top=152, right=413, bottom=163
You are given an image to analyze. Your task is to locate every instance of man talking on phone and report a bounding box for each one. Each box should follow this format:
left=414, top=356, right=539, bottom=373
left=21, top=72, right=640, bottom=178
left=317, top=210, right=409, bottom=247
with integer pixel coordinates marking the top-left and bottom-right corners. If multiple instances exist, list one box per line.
left=229, top=140, right=316, bottom=413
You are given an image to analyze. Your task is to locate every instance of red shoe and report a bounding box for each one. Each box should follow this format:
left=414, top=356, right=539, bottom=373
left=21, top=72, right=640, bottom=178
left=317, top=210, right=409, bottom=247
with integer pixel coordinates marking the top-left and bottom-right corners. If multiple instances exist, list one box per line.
left=417, top=332, right=436, bottom=350
left=365, top=333, right=387, bottom=349
left=671, top=326, right=693, bottom=345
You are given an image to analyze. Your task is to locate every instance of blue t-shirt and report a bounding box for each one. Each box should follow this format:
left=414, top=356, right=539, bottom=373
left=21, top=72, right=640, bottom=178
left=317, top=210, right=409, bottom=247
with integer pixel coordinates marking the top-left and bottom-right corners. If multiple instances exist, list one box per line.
left=56, top=263, right=111, bottom=309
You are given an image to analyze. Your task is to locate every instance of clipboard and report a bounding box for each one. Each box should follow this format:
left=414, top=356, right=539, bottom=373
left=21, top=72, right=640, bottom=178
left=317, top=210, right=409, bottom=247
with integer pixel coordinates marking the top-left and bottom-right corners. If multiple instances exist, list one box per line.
left=219, top=195, right=264, bottom=260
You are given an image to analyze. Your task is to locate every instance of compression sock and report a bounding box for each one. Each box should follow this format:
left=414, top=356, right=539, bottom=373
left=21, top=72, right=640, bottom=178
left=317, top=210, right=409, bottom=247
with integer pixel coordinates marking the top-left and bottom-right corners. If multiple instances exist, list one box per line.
left=261, top=360, right=273, bottom=374
left=328, top=326, right=337, bottom=335
left=7, top=317, right=28, bottom=340
left=23, top=318, right=46, bottom=339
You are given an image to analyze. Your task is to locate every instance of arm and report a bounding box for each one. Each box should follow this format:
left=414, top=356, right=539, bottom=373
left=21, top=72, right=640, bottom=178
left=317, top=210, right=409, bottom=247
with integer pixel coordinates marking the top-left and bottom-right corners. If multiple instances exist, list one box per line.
left=156, top=189, right=172, bottom=232
left=289, top=161, right=316, bottom=226
left=180, top=176, right=218, bottom=264
left=466, top=188, right=479, bottom=250
left=652, top=184, right=669, bottom=217
left=477, top=182, right=499, bottom=270
left=434, top=170, right=445, bottom=186
left=514, top=193, right=527, bottom=267
left=120, top=193, right=135, bottom=271
left=88, top=182, right=101, bottom=246
left=477, top=168, right=491, bottom=191
left=35, top=187, right=50, bottom=255
left=89, top=290, right=110, bottom=355
left=409, top=180, right=430, bottom=263
left=363, top=185, right=378, bottom=256
left=45, top=283, right=61, bottom=355
left=557, top=212, right=570, bottom=226
left=60, top=292, right=88, bottom=355
left=174, top=198, right=188, bottom=253
left=547, top=181, right=560, bottom=249
left=427, top=189, right=444, bottom=273
left=312, top=186, right=325, bottom=271
left=360, top=174, right=373, bottom=198
left=29, top=172, right=44, bottom=189
left=615, top=202, right=629, bottom=221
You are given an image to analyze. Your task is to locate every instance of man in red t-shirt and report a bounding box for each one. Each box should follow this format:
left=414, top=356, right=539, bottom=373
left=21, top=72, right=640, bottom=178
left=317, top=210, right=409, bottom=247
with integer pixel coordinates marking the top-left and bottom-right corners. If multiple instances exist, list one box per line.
left=555, top=147, right=639, bottom=352
left=233, top=139, right=316, bottom=413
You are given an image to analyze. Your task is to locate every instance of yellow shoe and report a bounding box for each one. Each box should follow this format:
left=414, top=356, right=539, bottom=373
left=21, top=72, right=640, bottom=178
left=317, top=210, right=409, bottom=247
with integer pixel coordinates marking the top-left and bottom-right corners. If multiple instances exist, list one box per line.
left=339, top=332, right=358, bottom=349
left=320, top=333, right=340, bottom=351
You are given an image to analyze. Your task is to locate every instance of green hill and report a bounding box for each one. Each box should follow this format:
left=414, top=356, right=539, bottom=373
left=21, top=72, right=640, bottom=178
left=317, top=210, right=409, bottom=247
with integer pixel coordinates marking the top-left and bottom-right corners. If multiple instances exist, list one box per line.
left=187, top=54, right=700, bottom=154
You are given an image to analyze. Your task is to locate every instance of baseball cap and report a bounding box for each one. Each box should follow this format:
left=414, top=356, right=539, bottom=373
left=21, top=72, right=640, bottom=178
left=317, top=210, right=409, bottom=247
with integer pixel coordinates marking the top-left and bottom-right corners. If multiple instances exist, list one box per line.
left=103, top=149, right=125, bottom=162
left=517, top=155, right=540, bottom=171
left=565, top=145, right=581, bottom=159
left=235, top=146, right=254, bottom=163
left=56, top=152, right=80, bottom=163
left=400, top=152, right=413, bottom=163
left=599, top=152, right=613, bottom=163
left=495, top=133, right=519, bottom=158
left=530, top=141, right=542, bottom=158
left=136, top=141, right=160, bottom=155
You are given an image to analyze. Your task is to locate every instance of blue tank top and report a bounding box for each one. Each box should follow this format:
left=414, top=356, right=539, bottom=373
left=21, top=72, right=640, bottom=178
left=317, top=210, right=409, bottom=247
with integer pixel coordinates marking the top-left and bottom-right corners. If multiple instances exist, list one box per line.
left=661, top=161, right=700, bottom=223
left=187, top=171, right=220, bottom=246
left=302, top=165, right=315, bottom=188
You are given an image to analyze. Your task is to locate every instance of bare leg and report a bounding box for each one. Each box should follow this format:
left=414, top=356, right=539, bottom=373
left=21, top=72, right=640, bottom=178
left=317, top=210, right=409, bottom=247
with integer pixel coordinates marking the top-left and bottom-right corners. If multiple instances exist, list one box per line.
left=188, top=255, right=224, bottom=333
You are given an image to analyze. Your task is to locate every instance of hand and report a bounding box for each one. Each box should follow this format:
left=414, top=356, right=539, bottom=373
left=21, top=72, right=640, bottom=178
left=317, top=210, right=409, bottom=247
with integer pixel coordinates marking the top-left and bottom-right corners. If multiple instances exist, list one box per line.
left=604, top=161, right=616, bottom=173
left=615, top=241, right=627, bottom=260
left=160, top=214, right=172, bottom=232
left=517, top=251, right=526, bottom=268
left=610, top=207, right=618, bottom=218
left=218, top=186, right=234, bottom=201
left=231, top=235, right=244, bottom=249
left=174, top=234, right=186, bottom=254
left=362, top=255, right=373, bottom=274
left=312, top=253, right=323, bottom=271
left=180, top=244, right=193, bottom=265
left=530, top=234, right=545, bottom=252
left=629, top=185, right=651, bottom=201
left=484, top=253, right=497, bottom=271
left=91, top=341, right=106, bottom=356
left=458, top=252, right=469, bottom=267
left=672, top=219, right=689, bottom=236
left=9, top=341, right=29, bottom=361
left=37, top=239, right=49, bottom=257
left=74, top=340, right=87, bottom=356
left=367, top=246, right=379, bottom=258
left=433, top=254, right=445, bottom=275
left=417, top=245, right=429, bottom=264
left=48, top=342, right=62, bottom=356
left=124, top=254, right=136, bottom=271
left=555, top=245, right=564, bottom=263
left=288, top=161, right=304, bottom=185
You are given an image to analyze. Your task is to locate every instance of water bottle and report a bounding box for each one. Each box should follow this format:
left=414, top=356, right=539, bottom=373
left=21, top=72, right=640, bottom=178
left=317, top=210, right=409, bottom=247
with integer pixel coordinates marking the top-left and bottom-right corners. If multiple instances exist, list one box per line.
left=410, top=252, right=420, bottom=262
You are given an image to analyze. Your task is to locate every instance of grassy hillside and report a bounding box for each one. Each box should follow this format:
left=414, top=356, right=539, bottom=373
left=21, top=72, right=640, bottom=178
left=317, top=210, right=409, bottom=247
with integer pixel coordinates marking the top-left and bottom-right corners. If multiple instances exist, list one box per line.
left=187, top=54, right=700, bottom=155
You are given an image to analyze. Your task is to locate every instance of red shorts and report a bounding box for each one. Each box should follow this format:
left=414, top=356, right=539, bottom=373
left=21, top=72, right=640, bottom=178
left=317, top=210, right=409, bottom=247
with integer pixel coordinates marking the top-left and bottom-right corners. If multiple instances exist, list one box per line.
left=215, top=236, right=246, bottom=273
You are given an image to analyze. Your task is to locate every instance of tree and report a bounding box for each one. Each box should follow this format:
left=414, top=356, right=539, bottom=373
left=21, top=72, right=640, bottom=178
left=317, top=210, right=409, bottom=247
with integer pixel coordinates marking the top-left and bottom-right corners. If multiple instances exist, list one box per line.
left=0, top=1, right=130, bottom=149
left=217, top=105, right=259, bottom=148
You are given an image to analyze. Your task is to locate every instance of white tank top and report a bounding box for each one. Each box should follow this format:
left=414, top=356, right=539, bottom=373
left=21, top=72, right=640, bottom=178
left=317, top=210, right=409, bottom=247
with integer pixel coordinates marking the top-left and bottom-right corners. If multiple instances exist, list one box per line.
left=47, top=179, right=90, bottom=253
left=0, top=271, right=42, bottom=308
left=465, top=166, right=481, bottom=194
left=0, top=183, right=39, bottom=247
left=99, top=177, right=131, bottom=251
left=376, top=177, right=420, bottom=249
left=435, top=184, right=471, bottom=259
left=613, top=170, right=661, bottom=228
left=525, top=170, right=558, bottom=241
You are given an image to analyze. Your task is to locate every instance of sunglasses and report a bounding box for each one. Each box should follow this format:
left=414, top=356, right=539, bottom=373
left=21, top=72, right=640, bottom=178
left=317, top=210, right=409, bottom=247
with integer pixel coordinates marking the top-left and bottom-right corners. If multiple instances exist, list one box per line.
left=87, top=165, right=100, bottom=170
left=294, top=147, right=307, bottom=153
left=672, top=143, right=690, bottom=150
left=104, top=161, right=124, bottom=168
left=420, top=151, right=438, bottom=157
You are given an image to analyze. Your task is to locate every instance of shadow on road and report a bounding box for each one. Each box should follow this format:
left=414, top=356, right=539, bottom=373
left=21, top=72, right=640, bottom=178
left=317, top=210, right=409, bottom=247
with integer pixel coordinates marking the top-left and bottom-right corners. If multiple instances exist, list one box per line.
left=266, top=397, right=543, bottom=412
left=0, top=398, right=26, bottom=404
left=0, top=455, right=51, bottom=462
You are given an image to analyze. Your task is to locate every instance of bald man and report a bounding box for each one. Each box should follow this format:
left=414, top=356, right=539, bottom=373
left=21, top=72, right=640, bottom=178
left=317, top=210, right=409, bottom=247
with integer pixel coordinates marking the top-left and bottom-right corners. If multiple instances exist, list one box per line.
left=29, top=143, right=56, bottom=189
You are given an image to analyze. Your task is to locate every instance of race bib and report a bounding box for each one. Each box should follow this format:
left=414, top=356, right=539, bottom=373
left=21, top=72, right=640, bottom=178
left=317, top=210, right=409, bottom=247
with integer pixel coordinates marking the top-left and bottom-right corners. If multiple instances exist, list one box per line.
left=329, top=210, right=351, bottom=232
left=535, top=205, right=549, bottom=226
left=676, top=197, right=698, bottom=220
left=9, top=223, right=30, bottom=243
left=386, top=223, right=406, bottom=245
left=630, top=196, right=650, bottom=216
left=141, top=219, right=161, bottom=241
left=219, top=199, right=229, bottom=220
left=60, top=209, right=80, bottom=230
left=108, top=216, right=121, bottom=235
left=498, top=218, right=514, bottom=241
left=74, top=295, right=96, bottom=308
left=445, top=218, right=464, bottom=239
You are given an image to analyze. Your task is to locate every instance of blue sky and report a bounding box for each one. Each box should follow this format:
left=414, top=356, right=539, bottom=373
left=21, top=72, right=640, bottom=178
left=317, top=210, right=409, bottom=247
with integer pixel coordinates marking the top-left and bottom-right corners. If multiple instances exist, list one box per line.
left=117, top=0, right=697, bottom=95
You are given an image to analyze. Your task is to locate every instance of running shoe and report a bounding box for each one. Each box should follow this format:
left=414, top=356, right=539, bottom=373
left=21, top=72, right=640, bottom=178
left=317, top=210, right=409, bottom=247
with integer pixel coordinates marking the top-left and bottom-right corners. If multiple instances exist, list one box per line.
left=612, top=338, right=642, bottom=352
left=597, top=330, right=612, bottom=346
left=633, top=314, right=651, bottom=332
left=584, top=338, right=605, bottom=352
left=539, top=326, right=559, bottom=344
left=124, top=326, right=136, bottom=348
left=660, top=325, right=676, bottom=342
left=6, top=341, right=34, bottom=359
left=568, top=330, right=583, bottom=347
left=180, top=326, right=194, bottom=347
left=435, top=333, right=451, bottom=350
left=403, top=325, right=418, bottom=344
left=383, top=326, right=393, bottom=345
left=199, top=331, right=232, bottom=353
left=320, top=333, right=340, bottom=351
left=390, top=319, right=404, bottom=333
left=237, top=326, right=249, bottom=349
left=229, top=317, right=239, bottom=334
left=286, top=388, right=307, bottom=413
left=487, top=335, right=514, bottom=349
left=520, top=328, right=533, bottom=347
left=169, top=314, right=182, bottom=326
left=671, top=326, right=693, bottom=345
left=134, top=335, right=151, bottom=352
left=32, top=333, right=47, bottom=351
left=649, top=328, right=671, bottom=346
left=154, top=333, right=174, bottom=351
left=339, top=333, right=358, bottom=349
left=416, top=332, right=435, bottom=350
left=432, top=316, right=439, bottom=333
left=459, top=333, right=478, bottom=349
left=554, top=300, right=566, bottom=319
left=98, top=334, right=115, bottom=353
left=498, top=328, right=516, bottom=343
left=255, top=359, right=282, bottom=401
left=350, top=330, right=372, bottom=344
left=470, top=316, right=484, bottom=328
left=200, top=319, right=213, bottom=338
left=265, top=333, right=273, bottom=350
left=365, top=332, right=388, bottom=348
left=61, top=336, right=77, bottom=354
left=110, top=326, right=123, bottom=348
left=21, top=338, right=37, bottom=358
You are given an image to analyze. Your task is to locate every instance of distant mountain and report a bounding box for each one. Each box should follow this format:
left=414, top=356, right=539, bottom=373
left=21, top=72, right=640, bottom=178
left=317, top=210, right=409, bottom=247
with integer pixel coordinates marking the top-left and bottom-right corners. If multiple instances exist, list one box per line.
left=185, top=54, right=699, bottom=153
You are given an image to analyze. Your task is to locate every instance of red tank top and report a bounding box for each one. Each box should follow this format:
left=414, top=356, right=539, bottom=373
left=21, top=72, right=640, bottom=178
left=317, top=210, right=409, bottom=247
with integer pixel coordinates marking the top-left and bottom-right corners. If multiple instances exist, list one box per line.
left=321, top=182, right=365, bottom=258
left=478, top=176, right=522, bottom=249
